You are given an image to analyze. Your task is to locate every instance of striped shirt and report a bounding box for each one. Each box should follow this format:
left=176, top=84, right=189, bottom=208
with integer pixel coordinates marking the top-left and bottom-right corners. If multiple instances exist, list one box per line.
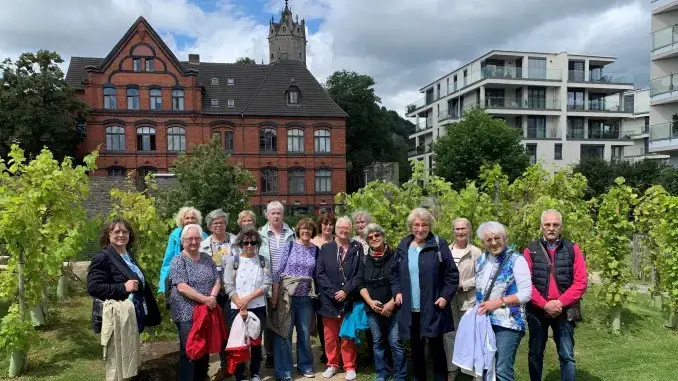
left=268, top=227, right=290, bottom=273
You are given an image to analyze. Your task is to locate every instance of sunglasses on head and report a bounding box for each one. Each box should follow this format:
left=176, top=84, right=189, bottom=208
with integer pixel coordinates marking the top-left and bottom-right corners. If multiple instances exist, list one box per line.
left=241, top=241, right=257, bottom=246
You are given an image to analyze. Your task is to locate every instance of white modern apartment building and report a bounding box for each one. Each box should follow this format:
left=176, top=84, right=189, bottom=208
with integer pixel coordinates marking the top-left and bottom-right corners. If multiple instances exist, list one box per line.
left=649, top=0, right=678, bottom=167
left=406, top=50, right=635, bottom=173
left=621, top=88, right=670, bottom=162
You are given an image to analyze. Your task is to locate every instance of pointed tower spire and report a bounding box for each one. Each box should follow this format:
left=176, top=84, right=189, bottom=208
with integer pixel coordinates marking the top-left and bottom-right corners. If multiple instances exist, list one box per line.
left=284, top=0, right=290, bottom=14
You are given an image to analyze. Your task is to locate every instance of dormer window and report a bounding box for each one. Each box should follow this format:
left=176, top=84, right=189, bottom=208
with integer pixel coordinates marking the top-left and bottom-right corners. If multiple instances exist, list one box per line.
left=227, top=78, right=235, bottom=86
left=211, top=78, right=219, bottom=85
left=227, top=99, right=235, bottom=107
left=211, top=99, right=219, bottom=107
left=287, top=87, right=300, bottom=105
left=283, top=27, right=286, bottom=31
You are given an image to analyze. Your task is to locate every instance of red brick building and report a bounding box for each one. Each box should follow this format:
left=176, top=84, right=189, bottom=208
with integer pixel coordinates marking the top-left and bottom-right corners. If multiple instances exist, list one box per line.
left=66, top=12, right=347, bottom=212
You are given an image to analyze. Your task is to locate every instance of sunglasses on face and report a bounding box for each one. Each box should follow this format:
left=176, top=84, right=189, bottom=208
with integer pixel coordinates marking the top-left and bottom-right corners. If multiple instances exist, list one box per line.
left=241, top=241, right=257, bottom=246
left=367, top=233, right=382, bottom=241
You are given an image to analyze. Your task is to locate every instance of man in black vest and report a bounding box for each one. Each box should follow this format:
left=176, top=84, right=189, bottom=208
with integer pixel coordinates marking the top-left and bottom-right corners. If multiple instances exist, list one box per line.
left=523, top=209, right=588, bottom=381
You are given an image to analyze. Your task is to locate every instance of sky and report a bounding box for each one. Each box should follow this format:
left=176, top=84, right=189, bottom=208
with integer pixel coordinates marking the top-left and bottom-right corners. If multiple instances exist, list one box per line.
left=0, top=0, right=651, bottom=115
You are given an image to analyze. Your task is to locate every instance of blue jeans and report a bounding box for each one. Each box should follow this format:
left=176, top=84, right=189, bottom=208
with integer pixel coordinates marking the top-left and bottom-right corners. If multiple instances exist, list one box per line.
left=230, top=306, right=266, bottom=380
left=367, top=310, right=406, bottom=381
left=493, top=325, right=524, bottom=381
left=528, top=312, right=576, bottom=381
left=273, top=296, right=314, bottom=379
left=176, top=321, right=209, bottom=381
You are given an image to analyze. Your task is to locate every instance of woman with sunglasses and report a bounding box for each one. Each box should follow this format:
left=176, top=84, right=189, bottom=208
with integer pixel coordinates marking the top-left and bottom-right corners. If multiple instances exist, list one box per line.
left=223, top=225, right=271, bottom=381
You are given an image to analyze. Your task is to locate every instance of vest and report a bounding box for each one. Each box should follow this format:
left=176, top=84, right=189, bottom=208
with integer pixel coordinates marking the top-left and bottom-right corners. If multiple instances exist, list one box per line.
left=528, top=238, right=575, bottom=299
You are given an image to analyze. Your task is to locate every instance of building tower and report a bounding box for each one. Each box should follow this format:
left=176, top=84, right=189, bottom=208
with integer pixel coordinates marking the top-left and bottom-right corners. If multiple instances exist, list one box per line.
left=268, top=0, right=307, bottom=65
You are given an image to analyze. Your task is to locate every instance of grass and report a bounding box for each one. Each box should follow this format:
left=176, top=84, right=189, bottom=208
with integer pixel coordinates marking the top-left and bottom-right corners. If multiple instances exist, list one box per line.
left=1, top=285, right=677, bottom=380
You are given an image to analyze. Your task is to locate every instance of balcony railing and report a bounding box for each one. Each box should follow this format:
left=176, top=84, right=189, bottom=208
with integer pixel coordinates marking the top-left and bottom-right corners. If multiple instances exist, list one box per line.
left=621, top=126, right=649, bottom=139
left=438, top=108, right=461, bottom=122
left=625, top=147, right=660, bottom=157
left=567, top=70, right=634, bottom=84
left=485, top=97, right=560, bottom=110
left=652, top=25, right=678, bottom=52
left=650, top=73, right=678, bottom=96
left=567, top=100, right=628, bottom=112
left=588, top=129, right=623, bottom=140
left=407, top=144, right=432, bottom=157
left=415, top=118, right=434, bottom=132
left=524, top=127, right=560, bottom=139
left=481, top=66, right=562, bottom=81
left=649, top=122, right=678, bottom=141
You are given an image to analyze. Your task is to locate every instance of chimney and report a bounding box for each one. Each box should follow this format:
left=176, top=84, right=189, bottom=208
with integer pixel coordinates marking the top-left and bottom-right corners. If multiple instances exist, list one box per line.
left=188, top=54, right=200, bottom=64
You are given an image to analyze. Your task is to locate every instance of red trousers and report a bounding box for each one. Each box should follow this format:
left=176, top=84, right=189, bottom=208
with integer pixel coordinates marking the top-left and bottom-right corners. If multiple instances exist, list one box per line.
left=322, top=315, right=357, bottom=370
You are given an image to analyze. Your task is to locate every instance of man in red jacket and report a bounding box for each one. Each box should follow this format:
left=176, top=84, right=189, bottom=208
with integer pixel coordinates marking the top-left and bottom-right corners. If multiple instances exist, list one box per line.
left=523, top=209, right=587, bottom=381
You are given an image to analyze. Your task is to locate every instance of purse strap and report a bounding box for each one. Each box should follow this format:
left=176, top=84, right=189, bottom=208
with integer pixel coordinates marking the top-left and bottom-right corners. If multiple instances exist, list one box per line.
left=537, top=242, right=566, bottom=294
left=483, top=252, right=511, bottom=302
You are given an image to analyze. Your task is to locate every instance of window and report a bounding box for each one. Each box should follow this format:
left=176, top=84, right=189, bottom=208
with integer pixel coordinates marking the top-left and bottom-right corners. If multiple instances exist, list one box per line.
left=107, top=166, right=126, bottom=177
left=567, top=118, right=585, bottom=139
left=260, top=128, right=277, bottom=152
left=525, top=143, right=537, bottom=164
left=261, top=168, right=278, bottom=193
left=105, top=126, right=125, bottom=151
left=314, top=130, right=330, bottom=153
left=288, top=169, right=305, bottom=194
left=588, top=120, right=620, bottom=139
left=287, top=90, right=299, bottom=105
left=127, top=88, right=139, bottom=110
left=624, top=94, right=634, bottom=113
left=211, top=99, right=219, bottom=107
left=224, top=131, right=234, bottom=151
left=227, top=78, right=235, bottom=86
left=527, top=87, right=546, bottom=109
left=554, top=143, right=563, bottom=160
left=133, top=58, right=141, bottom=72
left=527, top=116, right=546, bottom=139
left=612, top=145, right=624, bottom=161
left=211, top=78, right=219, bottom=85
left=172, top=89, right=185, bottom=111
left=528, top=57, right=547, bottom=79
left=167, top=126, right=186, bottom=152
left=315, top=169, right=331, bottom=193
left=567, top=89, right=585, bottom=110
left=287, top=129, right=304, bottom=152
left=136, top=126, right=156, bottom=151
left=227, top=99, right=235, bottom=107
left=145, top=59, right=154, bottom=72
left=103, top=87, right=117, bottom=110
left=581, top=145, right=604, bottom=160
left=150, top=88, right=162, bottom=110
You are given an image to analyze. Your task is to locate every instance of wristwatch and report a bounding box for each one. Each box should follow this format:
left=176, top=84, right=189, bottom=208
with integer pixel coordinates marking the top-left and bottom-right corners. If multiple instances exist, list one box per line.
left=500, top=297, right=506, bottom=308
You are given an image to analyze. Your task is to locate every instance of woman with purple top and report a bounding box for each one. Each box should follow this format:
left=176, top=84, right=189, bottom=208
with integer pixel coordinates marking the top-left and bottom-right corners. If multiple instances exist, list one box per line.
left=270, top=218, right=319, bottom=380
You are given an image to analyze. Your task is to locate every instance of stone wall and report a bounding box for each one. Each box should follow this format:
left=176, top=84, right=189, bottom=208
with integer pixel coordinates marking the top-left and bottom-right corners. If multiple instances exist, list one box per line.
left=363, top=162, right=400, bottom=186
left=84, top=175, right=177, bottom=218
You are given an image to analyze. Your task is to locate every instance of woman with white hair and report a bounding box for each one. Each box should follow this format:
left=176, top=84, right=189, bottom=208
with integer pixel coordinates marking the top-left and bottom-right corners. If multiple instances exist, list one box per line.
left=391, top=207, right=459, bottom=381
left=159, top=207, right=207, bottom=294
left=474, top=221, right=532, bottom=381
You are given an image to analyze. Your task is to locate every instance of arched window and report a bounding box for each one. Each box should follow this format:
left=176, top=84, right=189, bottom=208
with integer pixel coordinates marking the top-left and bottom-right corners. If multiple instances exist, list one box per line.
left=314, top=130, right=331, bottom=153
left=315, top=169, right=332, bottom=193
left=136, top=126, right=156, bottom=151
left=288, top=168, right=305, bottom=194
left=224, top=131, right=234, bottom=152
left=261, top=168, right=278, bottom=194
left=287, top=128, right=304, bottom=152
left=172, top=89, right=185, bottom=111
left=260, top=128, right=277, bottom=152
left=167, top=126, right=186, bottom=152
left=103, top=87, right=117, bottom=109
left=150, top=88, right=162, bottom=110
left=107, top=166, right=126, bottom=177
left=127, top=88, right=140, bottom=110
left=105, top=126, right=125, bottom=151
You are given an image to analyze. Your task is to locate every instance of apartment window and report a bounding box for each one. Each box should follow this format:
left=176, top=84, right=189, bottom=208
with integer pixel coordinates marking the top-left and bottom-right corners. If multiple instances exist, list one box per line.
left=103, top=87, right=117, bottom=110
left=528, top=57, right=546, bottom=79
left=150, top=88, right=162, bottom=110
left=568, top=61, right=585, bottom=81
left=105, top=126, right=125, bottom=151
left=624, top=94, right=634, bottom=113
left=437, top=83, right=441, bottom=98
left=288, top=168, right=305, bottom=194
left=172, top=89, right=185, bottom=111
left=287, top=129, right=304, bottom=152
left=314, top=130, right=331, bottom=153
left=315, top=169, right=332, bottom=193
left=527, top=87, right=546, bottom=109
left=581, top=145, right=604, bottom=160
left=527, top=117, right=546, bottom=139
left=554, top=143, right=563, bottom=160
left=589, top=93, right=606, bottom=111
left=526, top=143, right=537, bottom=164
left=567, top=118, right=585, bottom=139
left=589, top=120, right=620, bottom=139
left=567, top=89, right=585, bottom=110
left=446, top=78, right=450, bottom=94
left=211, top=99, right=219, bottom=107
left=612, top=145, right=624, bottom=161
left=126, top=88, right=139, bottom=110
left=132, top=58, right=141, bottom=72
left=227, top=78, right=235, bottom=86
left=224, top=131, right=234, bottom=151
left=136, top=126, right=156, bottom=151
left=107, top=166, right=126, bottom=177
left=261, top=168, right=278, bottom=194
left=145, top=59, right=154, bottom=72
left=167, top=126, right=186, bottom=152
left=486, top=89, right=505, bottom=107
left=463, top=70, right=468, bottom=86
left=453, top=75, right=458, bottom=91
left=260, top=128, right=277, bottom=152
left=211, top=78, right=219, bottom=85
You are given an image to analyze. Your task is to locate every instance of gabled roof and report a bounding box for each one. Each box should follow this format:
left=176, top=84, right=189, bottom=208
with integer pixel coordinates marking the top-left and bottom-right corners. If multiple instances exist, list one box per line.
left=65, top=57, right=103, bottom=88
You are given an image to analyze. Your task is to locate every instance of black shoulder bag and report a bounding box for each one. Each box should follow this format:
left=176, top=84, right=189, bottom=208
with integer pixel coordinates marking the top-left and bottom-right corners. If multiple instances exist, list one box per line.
left=482, top=253, right=511, bottom=302
left=538, top=243, right=582, bottom=322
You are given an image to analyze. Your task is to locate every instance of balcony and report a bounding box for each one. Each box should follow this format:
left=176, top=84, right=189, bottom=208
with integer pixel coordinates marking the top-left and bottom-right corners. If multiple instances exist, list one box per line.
left=652, top=25, right=678, bottom=59
left=407, top=144, right=432, bottom=158
left=406, top=96, right=433, bottom=114
left=650, top=122, right=678, bottom=141
left=567, top=70, right=634, bottom=84
left=650, top=73, right=678, bottom=103
left=438, top=108, right=460, bottom=123
left=567, top=100, right=629, bottom=113
left=524, top=127, right=560, bottom=140
left=624, top=147, right=670, bottom=160
left=485, top=97, right=560, bottom=111
left=652, top=0, right=678, bottom=14
left=481, top=66, right=562, bottom=81
left=621, top=125, right=649, bottom=139
left=414, top=117, right=434, bottom=132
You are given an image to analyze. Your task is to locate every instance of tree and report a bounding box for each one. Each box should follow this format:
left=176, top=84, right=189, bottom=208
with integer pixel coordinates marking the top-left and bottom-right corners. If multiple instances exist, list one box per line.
left=235, top=57, right=256, bottom=64
left=157, top=141, right=255, bottom=226
left=432, top=107, right=530, bottom=189
left=325, top=70, right=415, bottom=191
left=0, top=50, right=89, bottom=162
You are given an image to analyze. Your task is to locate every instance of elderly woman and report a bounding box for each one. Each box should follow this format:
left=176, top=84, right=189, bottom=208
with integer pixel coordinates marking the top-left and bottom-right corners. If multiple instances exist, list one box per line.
left=474, top=221, right=532, bottom=381
left=391, top=207, right=459, bottom=381
left=357, top=223, right=406, bottom=381
left=223, top=225, right=271, bottom=381
left=316, top=216, right=364, bottom=380
left=87, top=219, right=161, bottom=332
left=311, top=212, right=336, bottom=364
left=351, top=210, right=372, bottom=254
left=270, top=218, right=319, bottom=380
left=159, top=207, right=207, bottom=293
left=445, top=218, right=483, bottom=379
left=237, top=210, right=256, bottom=229
left=169, top=224, right=221, bottom=381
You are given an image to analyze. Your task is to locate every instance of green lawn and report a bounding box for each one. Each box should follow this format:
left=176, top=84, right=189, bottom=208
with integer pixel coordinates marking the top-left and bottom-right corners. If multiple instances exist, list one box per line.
left=1, top=285, right=677, bottom=380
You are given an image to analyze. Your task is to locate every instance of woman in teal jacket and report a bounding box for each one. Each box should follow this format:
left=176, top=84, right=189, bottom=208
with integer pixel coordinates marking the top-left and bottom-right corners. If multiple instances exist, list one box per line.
left=158, top=206, right=207, bottom=293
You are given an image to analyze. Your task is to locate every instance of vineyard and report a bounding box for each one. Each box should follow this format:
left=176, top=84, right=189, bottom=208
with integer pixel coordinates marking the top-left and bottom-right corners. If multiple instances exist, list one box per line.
left=1, top=146, right=678, bottom=377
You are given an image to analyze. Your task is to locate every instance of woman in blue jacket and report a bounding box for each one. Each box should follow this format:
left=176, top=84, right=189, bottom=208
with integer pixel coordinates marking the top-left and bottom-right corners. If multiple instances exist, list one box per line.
left=391, top=207, right=459, bottom=381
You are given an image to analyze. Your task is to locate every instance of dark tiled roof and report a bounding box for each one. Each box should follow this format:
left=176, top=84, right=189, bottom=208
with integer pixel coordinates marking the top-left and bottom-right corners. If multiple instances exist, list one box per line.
left=65, top=57, right=102, bottom=89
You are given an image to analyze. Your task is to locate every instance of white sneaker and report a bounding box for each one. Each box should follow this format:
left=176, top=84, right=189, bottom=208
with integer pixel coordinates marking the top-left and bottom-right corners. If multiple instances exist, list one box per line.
left=322, top=366, right=339, bottom=378
left=345, top=370, right=357, bottom=380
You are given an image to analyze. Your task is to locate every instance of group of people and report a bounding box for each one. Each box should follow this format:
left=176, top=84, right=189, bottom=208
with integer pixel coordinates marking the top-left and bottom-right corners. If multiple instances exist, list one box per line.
left=87, top=200, right=587, bottom=381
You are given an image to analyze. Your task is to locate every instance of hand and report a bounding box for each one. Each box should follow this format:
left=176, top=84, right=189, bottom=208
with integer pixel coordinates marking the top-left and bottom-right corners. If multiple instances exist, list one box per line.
left=235, top=295, right=250, bottom=310
left=434, top=297, right=447, bottom=309
left=380, top=300, right=396, bottom=317
left=334, top=290, right=347, bottom=302
left=369, top=300, right=384, bottom=314
left=239, top=309, right=249, bottom=320
left=395, top=293, right=403, bottom=306
left=477, top=299, right=502, bottom=315
left=204, top=295, right=217, bottom=310
left=124, top=280, right=139, bottom=293
left=544, top=300, right=563, bottom=317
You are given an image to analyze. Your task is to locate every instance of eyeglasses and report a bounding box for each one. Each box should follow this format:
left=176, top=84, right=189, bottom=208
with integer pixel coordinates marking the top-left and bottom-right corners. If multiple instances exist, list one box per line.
left=110, top=230, right=129, bottom=236
left=367, top=233, right=382, bottom=241
left=241, top=241, right=257, bottom=246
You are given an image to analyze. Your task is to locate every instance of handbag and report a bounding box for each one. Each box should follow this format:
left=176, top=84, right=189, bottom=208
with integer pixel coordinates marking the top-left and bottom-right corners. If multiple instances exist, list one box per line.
left=537, top=243, right=583, bottom=322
